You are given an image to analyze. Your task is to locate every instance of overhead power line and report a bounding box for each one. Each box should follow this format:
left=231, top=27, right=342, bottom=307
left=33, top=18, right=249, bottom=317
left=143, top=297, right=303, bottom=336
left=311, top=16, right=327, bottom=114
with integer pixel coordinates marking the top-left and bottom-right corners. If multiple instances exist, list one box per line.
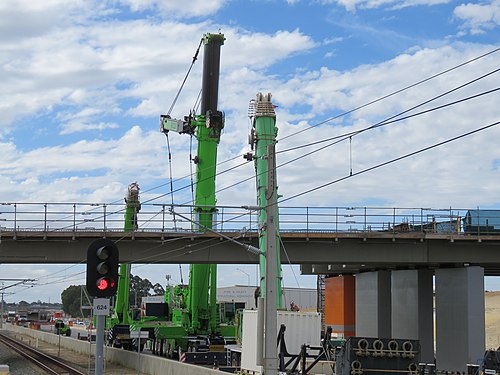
left=117, top=47, right=500, bottom=207
left=71, top=47, right=500, bottom=215
left=278, top=120, right=500, bottom=205
left=4, top=49, right=497, bottom=236
left=278, top=68, right=500, bottom=154
left=278, top=47, right=500, bottom=142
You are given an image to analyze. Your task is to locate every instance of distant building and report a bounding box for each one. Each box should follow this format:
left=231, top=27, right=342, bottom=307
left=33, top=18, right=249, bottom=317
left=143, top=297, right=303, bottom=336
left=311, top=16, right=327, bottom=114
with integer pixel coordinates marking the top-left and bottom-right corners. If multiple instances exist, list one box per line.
left=217, top=285, right=317, bottom=310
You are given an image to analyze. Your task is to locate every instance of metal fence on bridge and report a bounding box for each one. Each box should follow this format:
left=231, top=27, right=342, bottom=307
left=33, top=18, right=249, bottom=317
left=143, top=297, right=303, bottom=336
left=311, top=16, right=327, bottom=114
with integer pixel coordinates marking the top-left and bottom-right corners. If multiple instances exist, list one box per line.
left=1, top=202, right=499, bottom=237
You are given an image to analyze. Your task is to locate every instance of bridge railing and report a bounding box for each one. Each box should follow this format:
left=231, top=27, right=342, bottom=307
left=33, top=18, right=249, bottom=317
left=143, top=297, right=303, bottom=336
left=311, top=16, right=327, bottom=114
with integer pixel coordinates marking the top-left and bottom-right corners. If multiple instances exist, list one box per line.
left=0, top=202, right=498, bottom=236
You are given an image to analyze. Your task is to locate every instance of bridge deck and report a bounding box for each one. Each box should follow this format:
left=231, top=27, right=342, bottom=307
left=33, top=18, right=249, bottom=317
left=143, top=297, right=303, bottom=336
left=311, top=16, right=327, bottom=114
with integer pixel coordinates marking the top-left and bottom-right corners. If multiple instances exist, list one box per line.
left=1, top=204, right=500, bottom=275
left=1, top=229, right=500, bottom=275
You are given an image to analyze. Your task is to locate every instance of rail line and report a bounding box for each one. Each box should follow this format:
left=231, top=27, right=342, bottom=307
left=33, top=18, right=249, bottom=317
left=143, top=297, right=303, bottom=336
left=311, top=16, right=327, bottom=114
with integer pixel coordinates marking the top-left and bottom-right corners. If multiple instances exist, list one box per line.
left=0, top=331, right=87, bottom=375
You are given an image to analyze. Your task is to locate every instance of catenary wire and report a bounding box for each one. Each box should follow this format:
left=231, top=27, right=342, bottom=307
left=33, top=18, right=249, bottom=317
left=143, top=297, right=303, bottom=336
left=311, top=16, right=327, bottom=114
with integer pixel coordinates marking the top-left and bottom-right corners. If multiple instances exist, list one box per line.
left=278, top=120, right=500, bottom=205
left=277, top=46, right=500, bottom=142
left=142, top=48, right=500, bottom=207
left=14, top=119, right=500, bottom=295
left=272, top=87, right=500, bottom=176
left=4, top=73, right=488, bottom=241
left=3, top=52, right=497, bottom=235
left=198, top=85, right=500, bottom=223
left=277, top=68, right=500, bottom=154
left=171, top=70, right=500, bottom=210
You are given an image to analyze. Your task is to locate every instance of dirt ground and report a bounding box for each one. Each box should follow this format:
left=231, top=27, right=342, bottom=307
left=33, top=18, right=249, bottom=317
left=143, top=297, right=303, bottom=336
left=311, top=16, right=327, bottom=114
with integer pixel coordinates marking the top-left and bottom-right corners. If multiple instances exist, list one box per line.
left=485, top=291, right=500, bottom=349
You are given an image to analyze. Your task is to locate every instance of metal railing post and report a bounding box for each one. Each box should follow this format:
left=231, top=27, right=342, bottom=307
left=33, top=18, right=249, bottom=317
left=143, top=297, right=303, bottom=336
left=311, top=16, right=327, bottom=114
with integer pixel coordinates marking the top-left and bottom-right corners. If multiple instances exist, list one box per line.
left=44, top=203, right=48, bottom=233
left=162, top=205, right=165, bottom=232
left=420, top=209, right=423, bottom=233
left=73, top=204, right=76, bottom=239
left=103, top=204, right=107, bottom=235
left=335, top=207, right=338, bottom=232
left=306, top=207, right=309, bottom=234
left=477, top=208, right=480, bottom=236
left=220, top=206, right=224, bottom=232
left=392, top=207, right=396, bottom=233
left=13, top=204, right=17, bottom=239
left=449, top=207, right=453, bottom=236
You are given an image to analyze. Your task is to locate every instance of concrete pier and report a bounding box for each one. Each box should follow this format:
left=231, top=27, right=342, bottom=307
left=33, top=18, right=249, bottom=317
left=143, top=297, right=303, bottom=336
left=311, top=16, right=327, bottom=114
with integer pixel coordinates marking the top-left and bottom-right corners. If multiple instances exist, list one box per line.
left=435, top=266, right=485, bottom=372
left=355, top=270, right=391, bottom=338
left=391, top=269, right=434, bottom=363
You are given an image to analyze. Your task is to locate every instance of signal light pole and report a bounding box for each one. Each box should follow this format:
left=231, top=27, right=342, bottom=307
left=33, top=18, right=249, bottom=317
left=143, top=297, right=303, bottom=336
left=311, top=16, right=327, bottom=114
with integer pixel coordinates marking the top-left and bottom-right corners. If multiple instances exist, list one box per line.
left=86, top=239, right=119, bottom=375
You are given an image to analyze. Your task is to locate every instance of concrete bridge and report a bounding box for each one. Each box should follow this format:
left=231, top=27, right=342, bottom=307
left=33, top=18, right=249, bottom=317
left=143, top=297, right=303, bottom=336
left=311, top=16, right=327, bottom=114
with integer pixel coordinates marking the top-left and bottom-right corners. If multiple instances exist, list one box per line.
left=1, top=202, right=499, bottom=371
left=1, top=229, right=500, bottom=273
left=1, top=203, right=499, bottom=270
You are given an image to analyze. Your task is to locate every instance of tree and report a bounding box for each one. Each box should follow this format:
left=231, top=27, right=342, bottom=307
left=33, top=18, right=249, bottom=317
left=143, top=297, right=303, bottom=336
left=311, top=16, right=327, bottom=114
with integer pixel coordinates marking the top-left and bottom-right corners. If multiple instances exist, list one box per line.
left=153, top=283, right=165, bottom=296
left=61, top=285, right=85, bottom=318
left=129, top=274, right=159, bottom=307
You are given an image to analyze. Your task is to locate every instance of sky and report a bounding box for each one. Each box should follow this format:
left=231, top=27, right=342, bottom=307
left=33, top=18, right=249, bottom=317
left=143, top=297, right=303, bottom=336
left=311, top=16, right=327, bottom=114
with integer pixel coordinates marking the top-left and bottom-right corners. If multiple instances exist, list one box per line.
left=0, top=0, right=499, bottom=303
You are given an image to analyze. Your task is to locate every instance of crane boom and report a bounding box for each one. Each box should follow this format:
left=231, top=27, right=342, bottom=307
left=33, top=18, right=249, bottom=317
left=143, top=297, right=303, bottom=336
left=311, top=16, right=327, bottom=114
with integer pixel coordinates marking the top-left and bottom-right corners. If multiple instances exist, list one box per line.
left=160, top=33, right=225, bottom=336
left=107, top=182, right=141, bottom=349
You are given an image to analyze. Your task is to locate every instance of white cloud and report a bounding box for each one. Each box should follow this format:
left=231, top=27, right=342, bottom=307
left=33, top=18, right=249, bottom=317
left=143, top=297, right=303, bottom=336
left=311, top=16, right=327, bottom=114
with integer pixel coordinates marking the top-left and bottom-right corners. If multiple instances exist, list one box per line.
left=454, top=0, right=500, bottom=34
left=0, top=11, right=315, bottom=136
left=321, top=0, right=449, bottom=11
left=60, top=121, right=120, bottom=135
left=116, top=0, right=227, bottom=17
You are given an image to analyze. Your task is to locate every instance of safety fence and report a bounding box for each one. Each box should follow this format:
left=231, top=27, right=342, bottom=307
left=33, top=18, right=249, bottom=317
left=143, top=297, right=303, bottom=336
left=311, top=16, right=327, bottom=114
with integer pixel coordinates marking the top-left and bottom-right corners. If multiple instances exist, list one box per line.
left=0, top=202, right=498, bottom=236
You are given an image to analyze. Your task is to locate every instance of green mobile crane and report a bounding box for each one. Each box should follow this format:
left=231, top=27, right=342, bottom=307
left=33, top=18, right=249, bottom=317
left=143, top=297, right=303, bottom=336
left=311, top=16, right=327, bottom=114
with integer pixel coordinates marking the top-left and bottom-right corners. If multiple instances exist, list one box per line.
left=107, top=34, right=233, bottom=359
left=107, top=182, right=141, bottom=349
left=121, top=33, right=235, bottom=360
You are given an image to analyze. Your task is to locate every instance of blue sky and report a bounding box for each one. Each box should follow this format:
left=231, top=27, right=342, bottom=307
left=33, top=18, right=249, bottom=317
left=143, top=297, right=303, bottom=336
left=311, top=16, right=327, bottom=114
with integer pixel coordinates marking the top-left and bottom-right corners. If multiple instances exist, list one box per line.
left=0, top=0, right=499, bottom=303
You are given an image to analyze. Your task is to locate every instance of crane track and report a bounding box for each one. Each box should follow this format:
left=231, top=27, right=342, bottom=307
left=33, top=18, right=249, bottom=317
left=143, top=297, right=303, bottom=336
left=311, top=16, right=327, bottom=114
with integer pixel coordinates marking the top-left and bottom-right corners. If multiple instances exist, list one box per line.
left=0, top=331, right=87, bottom=375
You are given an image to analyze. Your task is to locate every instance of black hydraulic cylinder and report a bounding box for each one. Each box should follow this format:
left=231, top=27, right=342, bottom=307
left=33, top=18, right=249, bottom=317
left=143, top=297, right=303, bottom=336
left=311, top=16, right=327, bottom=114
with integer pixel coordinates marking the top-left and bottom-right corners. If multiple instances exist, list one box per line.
left=200, top=33, right=225, bottom=115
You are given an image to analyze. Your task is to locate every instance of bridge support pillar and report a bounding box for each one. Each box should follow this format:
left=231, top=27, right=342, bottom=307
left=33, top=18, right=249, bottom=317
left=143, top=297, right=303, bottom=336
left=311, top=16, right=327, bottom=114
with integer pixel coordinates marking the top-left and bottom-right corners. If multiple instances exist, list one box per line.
left=435, top=266, right=485, bottom=372
left=355, top=270, right=391, bottom=337
left=391, top=269, right=434, bottom=363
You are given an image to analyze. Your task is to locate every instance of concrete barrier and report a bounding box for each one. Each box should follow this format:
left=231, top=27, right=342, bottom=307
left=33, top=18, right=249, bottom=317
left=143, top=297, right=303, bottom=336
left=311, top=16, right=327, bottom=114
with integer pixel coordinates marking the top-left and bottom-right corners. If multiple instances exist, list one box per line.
left=0, top=365, right=9, bottom=375
left=5, top=324, right=223, bottom=375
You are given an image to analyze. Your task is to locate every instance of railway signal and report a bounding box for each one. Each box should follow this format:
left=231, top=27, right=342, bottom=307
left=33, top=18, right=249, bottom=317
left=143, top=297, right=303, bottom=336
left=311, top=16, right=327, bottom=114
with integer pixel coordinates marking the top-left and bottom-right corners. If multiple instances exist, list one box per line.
left=86, top=239, right=119, bottom=297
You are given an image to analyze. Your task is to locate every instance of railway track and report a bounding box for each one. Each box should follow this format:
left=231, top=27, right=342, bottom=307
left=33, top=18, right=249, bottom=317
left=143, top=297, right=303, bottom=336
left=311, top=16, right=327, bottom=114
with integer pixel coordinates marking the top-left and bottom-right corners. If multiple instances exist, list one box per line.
left=0, top=331, right=87, bottom=375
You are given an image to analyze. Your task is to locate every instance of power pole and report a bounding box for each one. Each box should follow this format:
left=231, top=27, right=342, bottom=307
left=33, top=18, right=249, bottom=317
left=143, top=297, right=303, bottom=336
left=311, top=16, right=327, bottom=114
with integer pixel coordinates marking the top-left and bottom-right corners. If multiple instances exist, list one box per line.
left=0, top=284, right=4, bottom=330
left=263, top=143, right=278, bottom=375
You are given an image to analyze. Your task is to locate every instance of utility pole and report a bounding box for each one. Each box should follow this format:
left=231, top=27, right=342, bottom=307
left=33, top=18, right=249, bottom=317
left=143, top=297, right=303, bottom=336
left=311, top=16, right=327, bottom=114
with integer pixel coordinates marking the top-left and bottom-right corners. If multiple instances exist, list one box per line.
left=263, top=143, right=278, bottom=375
left=0, top=283, right=4, bottom=330
left=247, top=92, right=283, bottom=308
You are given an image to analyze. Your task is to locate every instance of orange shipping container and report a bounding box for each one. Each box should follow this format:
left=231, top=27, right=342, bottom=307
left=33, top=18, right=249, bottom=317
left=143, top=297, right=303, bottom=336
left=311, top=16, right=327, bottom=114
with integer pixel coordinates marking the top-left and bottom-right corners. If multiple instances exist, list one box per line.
left=324, top=275, right=355, bottom=337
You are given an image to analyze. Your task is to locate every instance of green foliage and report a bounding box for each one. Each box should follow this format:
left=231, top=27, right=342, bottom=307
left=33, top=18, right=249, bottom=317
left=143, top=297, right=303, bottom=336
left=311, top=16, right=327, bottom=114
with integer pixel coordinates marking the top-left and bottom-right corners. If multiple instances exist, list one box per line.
left=61, top=285, right=85, bottom=318
left=129, top=275, right=163, bottom=306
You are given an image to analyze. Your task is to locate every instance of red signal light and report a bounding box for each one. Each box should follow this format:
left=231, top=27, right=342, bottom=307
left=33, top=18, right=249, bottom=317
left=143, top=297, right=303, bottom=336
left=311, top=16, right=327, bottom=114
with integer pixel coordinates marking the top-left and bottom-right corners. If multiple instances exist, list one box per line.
left=97, top=278, right=113, bottom=291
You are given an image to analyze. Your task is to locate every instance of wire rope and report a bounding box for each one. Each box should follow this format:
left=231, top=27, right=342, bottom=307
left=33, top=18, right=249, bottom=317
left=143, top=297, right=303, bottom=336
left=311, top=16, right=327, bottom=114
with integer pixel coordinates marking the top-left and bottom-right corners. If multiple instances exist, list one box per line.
left=165, top=39, right=202, bottom=116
